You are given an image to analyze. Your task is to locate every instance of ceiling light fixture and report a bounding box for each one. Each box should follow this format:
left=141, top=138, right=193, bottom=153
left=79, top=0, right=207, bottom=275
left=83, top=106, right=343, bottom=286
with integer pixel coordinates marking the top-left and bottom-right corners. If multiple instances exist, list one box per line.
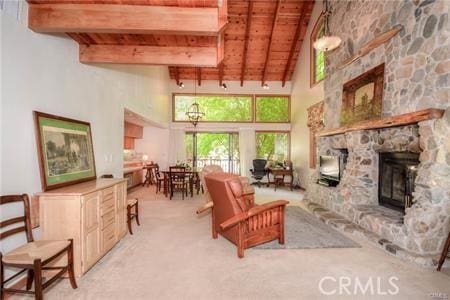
left=221, top=83, right=227, bottom=90
left=185, top=75, right=204, bottom=127
left=178, top=82, right=184, bottom=89
left=262, top=83, right=270, bottom=90
left=313, top=0, right=342, bottom=52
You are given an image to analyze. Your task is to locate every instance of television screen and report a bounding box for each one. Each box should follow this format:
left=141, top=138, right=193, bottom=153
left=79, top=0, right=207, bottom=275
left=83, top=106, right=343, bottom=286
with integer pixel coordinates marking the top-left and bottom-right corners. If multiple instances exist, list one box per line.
left=320, top=156, right=340, bottom=181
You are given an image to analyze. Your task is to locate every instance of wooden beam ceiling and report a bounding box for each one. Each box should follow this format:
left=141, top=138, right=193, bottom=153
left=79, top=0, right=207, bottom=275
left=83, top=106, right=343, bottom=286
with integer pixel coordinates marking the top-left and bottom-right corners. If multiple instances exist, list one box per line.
left=175, top=67, right=180, bottom=86
left=28, top=0, right=315, bottom=84
left=219, top=63, right=224, bottom=86
left=28, top=3, right=227, bottom=36
left=261, top=0, right=281, bottom=86
left=240, top=0, right=254, bottom=87
left=79, top=44, right=222, bottom=67
left=282, top=2, right=308, bottom=87
left=169, top=0, right=315, bottom=84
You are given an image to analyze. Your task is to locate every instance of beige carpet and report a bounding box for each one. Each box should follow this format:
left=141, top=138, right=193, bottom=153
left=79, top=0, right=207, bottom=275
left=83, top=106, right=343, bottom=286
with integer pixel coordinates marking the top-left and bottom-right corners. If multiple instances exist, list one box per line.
left=14, top=186, right=450, bottom=299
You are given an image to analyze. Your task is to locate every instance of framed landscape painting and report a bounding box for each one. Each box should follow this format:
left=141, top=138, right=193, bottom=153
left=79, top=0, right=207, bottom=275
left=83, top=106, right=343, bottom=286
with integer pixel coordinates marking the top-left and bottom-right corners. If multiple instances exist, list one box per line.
left=34, top=111, right=96, bottom=191
left=340, top=64, right=384, bottom=126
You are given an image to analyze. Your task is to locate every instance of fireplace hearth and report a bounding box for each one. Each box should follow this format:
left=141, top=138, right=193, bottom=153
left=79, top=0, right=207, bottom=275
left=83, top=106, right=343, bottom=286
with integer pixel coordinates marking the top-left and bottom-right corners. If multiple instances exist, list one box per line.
left=378, top=152, right=419, bottom=213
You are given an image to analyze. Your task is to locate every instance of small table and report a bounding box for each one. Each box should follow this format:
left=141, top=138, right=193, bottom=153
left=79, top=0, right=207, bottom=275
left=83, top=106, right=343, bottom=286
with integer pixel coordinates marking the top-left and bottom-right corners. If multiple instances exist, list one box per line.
left=142, top=164, right=158, bottom=187
left=267, top=168, right=294, bottom=191
left=161, top=169, right=200, bottom=198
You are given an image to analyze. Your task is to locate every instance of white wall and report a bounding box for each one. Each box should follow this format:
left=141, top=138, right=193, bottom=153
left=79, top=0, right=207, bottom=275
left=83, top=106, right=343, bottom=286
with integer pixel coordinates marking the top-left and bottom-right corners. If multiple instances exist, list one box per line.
left=290, top=1, right=324, bottom=188
left=135, top=126, right=170, bottom=169
left=0, top=2, right=170, bottom=261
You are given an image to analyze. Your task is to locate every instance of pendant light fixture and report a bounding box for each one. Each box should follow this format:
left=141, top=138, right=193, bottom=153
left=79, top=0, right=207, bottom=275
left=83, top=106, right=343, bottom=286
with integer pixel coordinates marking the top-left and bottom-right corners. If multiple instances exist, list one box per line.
left=185, top=73, right=205, bottom=127
left=313, top=0, right=342, bottom=52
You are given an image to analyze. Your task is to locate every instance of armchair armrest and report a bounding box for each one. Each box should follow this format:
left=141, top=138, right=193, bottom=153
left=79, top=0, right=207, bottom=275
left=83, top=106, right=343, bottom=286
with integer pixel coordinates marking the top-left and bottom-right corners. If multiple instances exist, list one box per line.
left=220, top=200, right=289, bottom=231
left=196, top=201, right=214, bottom=214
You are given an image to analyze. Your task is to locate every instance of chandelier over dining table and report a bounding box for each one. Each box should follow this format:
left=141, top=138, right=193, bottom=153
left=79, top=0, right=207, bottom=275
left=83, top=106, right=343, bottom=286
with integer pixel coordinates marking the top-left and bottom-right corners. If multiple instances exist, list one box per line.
left=185, top=71, right=205, bottom=127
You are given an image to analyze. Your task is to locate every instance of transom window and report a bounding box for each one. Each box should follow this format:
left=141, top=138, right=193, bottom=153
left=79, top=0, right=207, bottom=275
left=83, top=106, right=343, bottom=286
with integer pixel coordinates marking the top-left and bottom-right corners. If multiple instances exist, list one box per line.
left=173, top=94, right=290, bottom=123
left=311, top=13, right=325, bottom=86
left=255, top=131, right=290, bottom=162
left=174, top=94, right=252, bottom=122
left=255, top=96, right=290, bottom=122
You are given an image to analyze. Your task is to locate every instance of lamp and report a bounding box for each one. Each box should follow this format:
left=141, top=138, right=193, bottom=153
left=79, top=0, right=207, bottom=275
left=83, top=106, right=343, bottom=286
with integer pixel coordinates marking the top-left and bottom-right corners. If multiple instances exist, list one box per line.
left=178, top=82, right=184, bottom=89
left=186, top=102, right=205, bottom=127
left=262, top=83, right=270, bottom=90
left=313, top=0, right=342, bottom=52
left=142, top=154, right=149, bottom=166
left=185, top=74, right=204, bottom=126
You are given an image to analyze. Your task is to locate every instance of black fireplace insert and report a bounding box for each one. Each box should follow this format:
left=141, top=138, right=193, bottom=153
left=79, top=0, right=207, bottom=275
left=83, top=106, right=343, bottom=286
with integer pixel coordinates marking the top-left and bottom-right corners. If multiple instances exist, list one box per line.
left=378, top=152, right=419, bottom=212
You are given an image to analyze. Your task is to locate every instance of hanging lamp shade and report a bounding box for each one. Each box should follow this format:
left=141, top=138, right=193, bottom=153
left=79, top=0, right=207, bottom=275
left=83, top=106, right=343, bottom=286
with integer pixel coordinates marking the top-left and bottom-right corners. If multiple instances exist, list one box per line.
left=313, top=35, right=342, bottom=52
left=313, top=0, right=342, bottom=52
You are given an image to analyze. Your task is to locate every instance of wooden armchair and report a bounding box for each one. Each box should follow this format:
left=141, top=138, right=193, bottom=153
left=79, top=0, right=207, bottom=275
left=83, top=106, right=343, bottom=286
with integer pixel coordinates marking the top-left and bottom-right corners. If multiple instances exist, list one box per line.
left=0, top=194, right=77, bottom=300
left=203, top=172, right=289, bottom=258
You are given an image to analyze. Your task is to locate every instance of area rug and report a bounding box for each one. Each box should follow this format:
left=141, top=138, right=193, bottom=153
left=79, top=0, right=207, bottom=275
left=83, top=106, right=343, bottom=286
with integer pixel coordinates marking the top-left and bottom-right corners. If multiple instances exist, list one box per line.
left=253, top=206, right=360, bottom=249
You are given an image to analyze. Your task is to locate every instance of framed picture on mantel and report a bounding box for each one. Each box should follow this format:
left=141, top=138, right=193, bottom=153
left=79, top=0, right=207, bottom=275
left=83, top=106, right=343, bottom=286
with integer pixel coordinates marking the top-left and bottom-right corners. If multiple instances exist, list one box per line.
left=340, top=64, right=384, bottom=126
left=34, top=111, right=96, bottom=191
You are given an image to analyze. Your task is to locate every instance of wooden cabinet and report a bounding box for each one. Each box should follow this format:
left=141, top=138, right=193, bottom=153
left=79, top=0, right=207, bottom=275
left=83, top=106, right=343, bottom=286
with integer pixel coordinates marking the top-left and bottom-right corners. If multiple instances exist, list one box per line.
left=124, top=136, right=135, bottom=149
left=37, top=179, right=127, bottom=277
left=124, top=121, right=143, bottom=139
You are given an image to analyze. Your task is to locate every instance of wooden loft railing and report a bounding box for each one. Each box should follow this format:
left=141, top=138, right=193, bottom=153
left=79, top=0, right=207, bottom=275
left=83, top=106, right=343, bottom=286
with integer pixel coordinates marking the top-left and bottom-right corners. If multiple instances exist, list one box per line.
left=317, top=108, right=444, bottom=137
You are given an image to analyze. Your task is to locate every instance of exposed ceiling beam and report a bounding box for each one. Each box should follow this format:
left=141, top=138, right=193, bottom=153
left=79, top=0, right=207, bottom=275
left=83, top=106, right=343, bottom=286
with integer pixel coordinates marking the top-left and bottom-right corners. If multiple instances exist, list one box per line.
left=281, top=2, right=308, bottom=87
left=79, top=45, right=220, bottom=67
left=175, top=67, right=180, bottom=86
left=240, top=0, right=254, bottom=87
left=261, top=0, right=281, bottom=86
left=219, top=62, right=224, bottom=86
left=28, top=3, right=227, bottom=36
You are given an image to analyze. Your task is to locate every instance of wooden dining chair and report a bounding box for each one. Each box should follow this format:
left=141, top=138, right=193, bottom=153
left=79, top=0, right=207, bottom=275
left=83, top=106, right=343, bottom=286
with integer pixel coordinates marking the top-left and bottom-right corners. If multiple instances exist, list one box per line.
left=152, top=164, right=165, bottom=194
left=437, top=232, right=450, bottom=271
left=169, top=166, right=189, bottom=200
left=0, top=194, right=77, bottom=300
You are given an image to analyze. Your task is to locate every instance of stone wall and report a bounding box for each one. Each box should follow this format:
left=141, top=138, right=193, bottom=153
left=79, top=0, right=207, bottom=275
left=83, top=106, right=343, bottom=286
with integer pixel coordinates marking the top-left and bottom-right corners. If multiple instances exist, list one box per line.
left=324, top=0, right=449, bottom=128
left=306, top=0, right=450, bottom=258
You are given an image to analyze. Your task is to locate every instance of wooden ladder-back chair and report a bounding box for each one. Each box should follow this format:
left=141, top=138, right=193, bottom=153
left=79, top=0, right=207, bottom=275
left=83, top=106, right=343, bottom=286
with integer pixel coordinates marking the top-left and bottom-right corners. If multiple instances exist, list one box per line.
left=0, top=194, right=77, bottom=300
left=169, top=166, right=189, bottom=200
left=437, top=232, right=450, bottom=271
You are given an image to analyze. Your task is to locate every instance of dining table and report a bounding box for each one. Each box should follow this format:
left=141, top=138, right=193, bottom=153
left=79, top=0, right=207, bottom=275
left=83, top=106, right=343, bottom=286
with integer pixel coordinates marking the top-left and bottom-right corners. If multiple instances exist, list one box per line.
left=160, top=168, right=201, bottom=198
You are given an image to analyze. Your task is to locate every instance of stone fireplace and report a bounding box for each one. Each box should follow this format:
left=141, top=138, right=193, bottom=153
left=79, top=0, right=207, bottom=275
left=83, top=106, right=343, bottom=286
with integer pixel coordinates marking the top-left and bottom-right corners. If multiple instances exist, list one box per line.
left=303, top=0, right=449, bottom=266
left=305, top=114, right=450, bottom=265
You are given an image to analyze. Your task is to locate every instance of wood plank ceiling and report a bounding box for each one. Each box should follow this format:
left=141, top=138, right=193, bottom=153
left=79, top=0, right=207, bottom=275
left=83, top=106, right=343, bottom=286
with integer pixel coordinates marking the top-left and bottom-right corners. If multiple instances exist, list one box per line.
left=27, top=0, right=315, bottom=86
left=171, top=0, right=315, bottom=86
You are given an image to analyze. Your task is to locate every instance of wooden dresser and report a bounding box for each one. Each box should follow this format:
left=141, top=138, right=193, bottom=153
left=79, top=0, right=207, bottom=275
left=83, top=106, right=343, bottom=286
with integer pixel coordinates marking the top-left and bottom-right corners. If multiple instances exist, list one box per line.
left=36, top=179, right=127, bottom=277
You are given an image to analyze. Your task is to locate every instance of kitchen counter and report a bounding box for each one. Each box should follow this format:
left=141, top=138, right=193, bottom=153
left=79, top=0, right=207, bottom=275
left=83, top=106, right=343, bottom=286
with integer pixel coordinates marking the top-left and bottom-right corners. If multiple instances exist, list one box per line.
left=123, top=166, right=143, bottom=174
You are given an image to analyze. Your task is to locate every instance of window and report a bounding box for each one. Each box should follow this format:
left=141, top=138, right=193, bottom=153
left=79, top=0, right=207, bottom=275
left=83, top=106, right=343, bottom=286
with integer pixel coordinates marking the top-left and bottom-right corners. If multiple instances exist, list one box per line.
left=255, top=132, right=290, bottom=162
left=185, top=132, right=240, bottom=174
left=311, top=13, right=325, bottom=86
left=173, top=94, right=252, bottom=122
left=255, top=96, right=290, bottom=122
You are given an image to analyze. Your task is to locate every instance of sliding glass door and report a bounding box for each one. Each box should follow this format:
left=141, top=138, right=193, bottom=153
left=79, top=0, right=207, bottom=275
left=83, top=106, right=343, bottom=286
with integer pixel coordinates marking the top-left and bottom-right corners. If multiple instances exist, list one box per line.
left=185, top=132, right=240, bottom=174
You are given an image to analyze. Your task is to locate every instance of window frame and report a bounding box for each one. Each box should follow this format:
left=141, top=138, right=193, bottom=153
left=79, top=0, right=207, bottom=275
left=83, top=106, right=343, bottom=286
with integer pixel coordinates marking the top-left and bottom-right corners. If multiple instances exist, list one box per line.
left=254, top=94, right=291, bottom=123
left=172, top=93, right=254, bottom=123
left=310, top=12, right=325, bottom=88
left=185, top=131, right=241, bottom=174
left=173, top=93, right=290, bottom=124
left=255, top=130, right=291, bottom=161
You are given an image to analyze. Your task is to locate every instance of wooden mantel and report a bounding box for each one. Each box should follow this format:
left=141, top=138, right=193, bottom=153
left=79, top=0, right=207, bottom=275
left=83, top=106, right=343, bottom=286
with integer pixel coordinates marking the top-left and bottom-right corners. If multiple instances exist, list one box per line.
left=317, top=108, right=444, bottom=137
